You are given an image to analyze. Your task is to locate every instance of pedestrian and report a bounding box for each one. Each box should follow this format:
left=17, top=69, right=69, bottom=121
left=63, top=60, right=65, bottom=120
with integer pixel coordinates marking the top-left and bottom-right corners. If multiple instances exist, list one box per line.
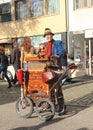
left=43, top=28, right=66, bottom=115
left=11, top=41, right=21, bottom=84
left=0, top=46, right=12, bottom=88
left=20, top=37, right=35, bottom=68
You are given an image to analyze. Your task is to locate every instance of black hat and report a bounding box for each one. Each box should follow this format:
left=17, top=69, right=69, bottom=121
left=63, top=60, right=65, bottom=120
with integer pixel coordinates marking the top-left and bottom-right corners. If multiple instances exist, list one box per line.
left=43, top=28, right=54, bottom=37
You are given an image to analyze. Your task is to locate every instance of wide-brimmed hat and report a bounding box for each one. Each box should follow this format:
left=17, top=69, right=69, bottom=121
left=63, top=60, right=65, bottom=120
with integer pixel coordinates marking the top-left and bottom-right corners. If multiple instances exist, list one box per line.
left=43, top=28, right=54, bottom=37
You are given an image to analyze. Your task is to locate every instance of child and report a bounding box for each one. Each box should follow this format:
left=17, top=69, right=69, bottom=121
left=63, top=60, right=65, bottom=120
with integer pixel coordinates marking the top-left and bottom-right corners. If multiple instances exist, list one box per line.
left=38, top=43, right=46, bottom=58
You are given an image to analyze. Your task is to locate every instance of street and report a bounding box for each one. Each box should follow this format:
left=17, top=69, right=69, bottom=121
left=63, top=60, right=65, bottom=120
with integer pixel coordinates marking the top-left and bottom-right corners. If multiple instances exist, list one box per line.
left=0, top=76, right=93, bottom=130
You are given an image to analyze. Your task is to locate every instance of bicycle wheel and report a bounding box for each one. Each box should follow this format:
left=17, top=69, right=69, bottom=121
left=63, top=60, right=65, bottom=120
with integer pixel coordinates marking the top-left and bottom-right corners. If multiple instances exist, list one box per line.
left=36, top=98, right=55, bottom=121
left=16, top=97, right=33, bottom=118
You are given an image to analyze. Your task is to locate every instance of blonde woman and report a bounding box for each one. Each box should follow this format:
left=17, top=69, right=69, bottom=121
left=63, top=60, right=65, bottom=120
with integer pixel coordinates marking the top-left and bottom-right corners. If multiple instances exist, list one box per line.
left=20, top=37, right=35, bottom=68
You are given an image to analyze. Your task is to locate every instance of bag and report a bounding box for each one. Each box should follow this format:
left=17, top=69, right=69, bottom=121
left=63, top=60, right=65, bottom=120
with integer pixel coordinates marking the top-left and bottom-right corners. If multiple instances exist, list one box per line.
left=42, top=68, right=56, bottom=84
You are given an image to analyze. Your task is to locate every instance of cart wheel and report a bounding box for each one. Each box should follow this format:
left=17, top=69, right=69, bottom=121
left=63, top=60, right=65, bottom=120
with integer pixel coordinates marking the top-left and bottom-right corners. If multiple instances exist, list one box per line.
left=16, top=97, right=33, bottom=118
left=36, top=98, right=55, bottom=121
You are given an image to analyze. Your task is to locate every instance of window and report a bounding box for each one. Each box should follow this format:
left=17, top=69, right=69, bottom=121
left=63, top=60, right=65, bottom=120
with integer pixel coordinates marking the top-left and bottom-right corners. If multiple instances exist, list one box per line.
left=15, top=0, right=60, bottom=20
left=74, top=0, right=93, bottom=10
left=76, top=0, right=79, bottom=9
left=30, top=35, right=45, bottom=48
left=46, top=0, right=60, bottom=14
left=30, top=34, right=61, bottom=48
left=0, top=2, right=11, bottom=22
left=74, top=0, right=88, bottom=10
left=91, top=0, right=93, bottom=5
left=15, top=0, right=28, bottom=20
left=83, top=0, right=87, bottom=7
left=30, top=0, right=43, bottom=17
left=17, top=34, right=62, bottom=49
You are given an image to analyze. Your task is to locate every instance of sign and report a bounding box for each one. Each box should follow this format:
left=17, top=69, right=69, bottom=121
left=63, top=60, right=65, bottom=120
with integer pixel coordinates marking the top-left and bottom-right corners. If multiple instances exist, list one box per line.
left=85, top=29, right=93, bottom=38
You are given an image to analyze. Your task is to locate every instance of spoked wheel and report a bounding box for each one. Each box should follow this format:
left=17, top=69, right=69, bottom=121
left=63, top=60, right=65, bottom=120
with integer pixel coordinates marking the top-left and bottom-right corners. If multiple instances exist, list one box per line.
left=16, top=97, right=33, bottom=118
left=36, top=98, right=55, bottom=121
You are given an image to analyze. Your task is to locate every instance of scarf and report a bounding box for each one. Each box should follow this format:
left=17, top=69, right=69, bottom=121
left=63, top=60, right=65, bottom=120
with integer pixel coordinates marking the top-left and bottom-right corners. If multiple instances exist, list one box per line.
left=46, top=41, right=52, bottom=56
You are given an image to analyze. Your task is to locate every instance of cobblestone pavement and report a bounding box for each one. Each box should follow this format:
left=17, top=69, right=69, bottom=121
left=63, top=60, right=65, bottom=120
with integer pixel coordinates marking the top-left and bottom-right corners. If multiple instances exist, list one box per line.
left=0, top=76, right=93, bottom=130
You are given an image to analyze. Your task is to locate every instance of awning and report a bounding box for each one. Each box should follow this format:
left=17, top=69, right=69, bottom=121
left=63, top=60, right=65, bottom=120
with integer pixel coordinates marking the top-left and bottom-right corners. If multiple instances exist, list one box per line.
left=0, top=39, right=13, bottom=44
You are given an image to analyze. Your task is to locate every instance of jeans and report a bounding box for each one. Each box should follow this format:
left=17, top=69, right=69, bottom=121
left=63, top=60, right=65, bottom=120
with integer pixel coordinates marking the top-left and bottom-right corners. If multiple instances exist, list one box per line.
left=62, top=66, right=67, bottom=84
left=0, top=67, right=11, bottom=85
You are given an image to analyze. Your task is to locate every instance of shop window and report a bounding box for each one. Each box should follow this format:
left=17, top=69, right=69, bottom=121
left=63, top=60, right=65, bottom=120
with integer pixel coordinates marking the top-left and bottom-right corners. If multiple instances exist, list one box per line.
left=15, top=0, right=29, bottom=20
left=0, top=2, right=11, bottom=22
left=17, top=34, right=62, bottom=49
left=30, top=34, right=62, bottom=48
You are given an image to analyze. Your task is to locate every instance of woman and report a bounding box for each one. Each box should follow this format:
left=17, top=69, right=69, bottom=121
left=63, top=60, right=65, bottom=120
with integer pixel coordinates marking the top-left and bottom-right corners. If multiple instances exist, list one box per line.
left=0, top=46, right=12, bottom=88
left=20, top=37, right=35, bottom=68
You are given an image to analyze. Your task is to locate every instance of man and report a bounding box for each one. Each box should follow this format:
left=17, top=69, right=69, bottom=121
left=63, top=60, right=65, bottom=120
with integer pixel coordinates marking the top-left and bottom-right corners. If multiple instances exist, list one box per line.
left=44, top=28, right=66, bottom=115
left=11, top=42, right=20, bottom=84
left=0, top=46, right=12, bottom=88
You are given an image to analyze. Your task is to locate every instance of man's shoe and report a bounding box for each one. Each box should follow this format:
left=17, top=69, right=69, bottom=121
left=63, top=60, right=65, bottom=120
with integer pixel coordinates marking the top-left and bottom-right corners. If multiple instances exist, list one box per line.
left=7, top=84, right=12, bottom=88
left=58, top=104, right=66, bottom=116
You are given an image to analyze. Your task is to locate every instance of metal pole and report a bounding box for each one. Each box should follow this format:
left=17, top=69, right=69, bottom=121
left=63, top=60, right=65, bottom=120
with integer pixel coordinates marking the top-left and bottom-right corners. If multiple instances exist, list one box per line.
left=66, top=0, right=70, bottom=53
left=89, top=39, right=92, bottom=75
left=84, top=40, right=86, bottom=69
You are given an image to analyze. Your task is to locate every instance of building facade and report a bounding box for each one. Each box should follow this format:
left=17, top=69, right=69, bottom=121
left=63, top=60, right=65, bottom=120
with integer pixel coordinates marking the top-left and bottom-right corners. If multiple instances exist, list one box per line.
left=68, top=0, right=93, bottom=75
left=0, top=0, right=67, bottom=54
left=1, top=0, right=93, bottom=76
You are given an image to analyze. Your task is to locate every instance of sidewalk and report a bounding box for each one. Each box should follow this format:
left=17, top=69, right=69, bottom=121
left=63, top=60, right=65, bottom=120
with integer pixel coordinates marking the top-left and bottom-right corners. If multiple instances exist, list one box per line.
left=0, top=76, right=93, bottom=130
left=0, top=75, right=93, bottom=105
left=63, top=75, right=93, bottom=107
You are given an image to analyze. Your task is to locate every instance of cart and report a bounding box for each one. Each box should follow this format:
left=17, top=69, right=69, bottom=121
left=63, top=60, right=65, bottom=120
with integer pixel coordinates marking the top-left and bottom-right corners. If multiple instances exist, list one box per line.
left=16, top=55, right=77, bottom=121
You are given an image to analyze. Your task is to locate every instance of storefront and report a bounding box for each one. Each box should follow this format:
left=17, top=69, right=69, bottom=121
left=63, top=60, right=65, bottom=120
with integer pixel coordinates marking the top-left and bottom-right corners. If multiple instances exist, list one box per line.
left=69, top=31, right=93, bottom=76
